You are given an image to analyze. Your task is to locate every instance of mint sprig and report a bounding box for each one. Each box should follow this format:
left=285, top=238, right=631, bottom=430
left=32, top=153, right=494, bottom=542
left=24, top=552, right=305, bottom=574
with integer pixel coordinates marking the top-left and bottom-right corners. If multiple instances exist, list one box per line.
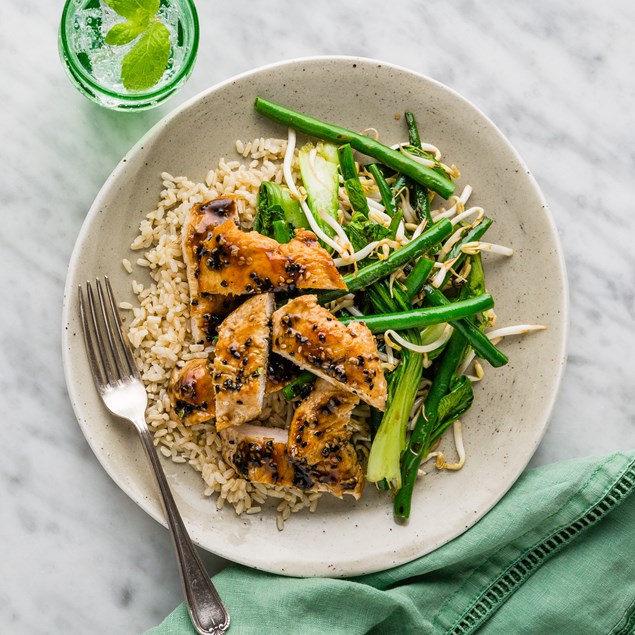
left=103, top=0, right=171, bottom=92
left=121, top=22, right=171, bottom=90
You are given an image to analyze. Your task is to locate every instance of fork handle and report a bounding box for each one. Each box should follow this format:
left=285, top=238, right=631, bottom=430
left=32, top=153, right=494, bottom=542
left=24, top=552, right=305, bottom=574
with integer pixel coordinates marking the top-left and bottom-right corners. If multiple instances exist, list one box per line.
left=136, top=421, right=230, bottom=635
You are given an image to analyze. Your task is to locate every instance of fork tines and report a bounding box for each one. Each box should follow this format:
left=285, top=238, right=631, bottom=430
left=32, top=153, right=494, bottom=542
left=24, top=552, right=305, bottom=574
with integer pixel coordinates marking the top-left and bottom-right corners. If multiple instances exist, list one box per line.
left=78, top=277, right=139, bottom=392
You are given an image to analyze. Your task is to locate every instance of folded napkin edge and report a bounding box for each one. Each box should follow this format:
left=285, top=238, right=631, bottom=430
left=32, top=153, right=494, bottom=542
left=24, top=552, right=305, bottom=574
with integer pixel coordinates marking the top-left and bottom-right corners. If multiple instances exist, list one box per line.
left=436, top=453, right=635, bottom=635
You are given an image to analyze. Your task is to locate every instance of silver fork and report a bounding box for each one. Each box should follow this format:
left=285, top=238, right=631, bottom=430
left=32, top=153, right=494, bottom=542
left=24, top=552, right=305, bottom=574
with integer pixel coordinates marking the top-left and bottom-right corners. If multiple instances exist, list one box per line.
left=78, top=277, right=230, bottom=635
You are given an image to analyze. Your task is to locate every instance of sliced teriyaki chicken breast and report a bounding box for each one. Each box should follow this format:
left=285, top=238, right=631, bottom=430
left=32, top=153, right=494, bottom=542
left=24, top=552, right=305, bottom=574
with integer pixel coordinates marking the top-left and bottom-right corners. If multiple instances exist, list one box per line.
left=220, top=382, right=365, bottom=497
left=183, top=198, right=240, bottom=344
left=271, top=295, right=388, bottom=410
left=168, top=359, right=216, bottom=425
left=220, top=424, right=296, bottom=487
left=287, top=379, right=364, bottom=499
left=197, top=219, right=346, bottom=296
left=213, top=293, right=274, bottom=431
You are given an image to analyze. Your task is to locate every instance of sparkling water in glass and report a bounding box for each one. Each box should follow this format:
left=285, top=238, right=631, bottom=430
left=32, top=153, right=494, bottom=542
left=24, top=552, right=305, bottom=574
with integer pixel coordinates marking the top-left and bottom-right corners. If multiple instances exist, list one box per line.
left=59, top=0, right=199, bottom=110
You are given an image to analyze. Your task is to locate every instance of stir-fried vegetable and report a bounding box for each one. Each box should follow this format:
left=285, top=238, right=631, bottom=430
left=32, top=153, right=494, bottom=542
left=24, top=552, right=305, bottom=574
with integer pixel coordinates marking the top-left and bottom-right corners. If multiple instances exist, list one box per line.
left=405, top=111, right=422, bottom=147
left=272, top=220, right=294, bottom=244
left=422, top=285, right=508, bottom=367
left=340, top=293, right=494, bottom=333
left=281, top=370, right=316, bottom=400
left=404, top=257, right=435, bottom=300
left=365, top=281, right=423, bottom=488
left=433, top=376, right=474, bottom=442
left=253, top=181, right=309, bottom=243
left=394, top=329, right=469, bottom=518
left=298, top=141, right=340, bottom=240
left=338, top=144, right=370, bottom=217
left=345, top=212, right=390, bottom=255
left=368, top=163, right=398, bottom=217
left=403, top=112, right=433, bottom=225
left=394, top=257, right=486, bottom=519
left=318, top=218, right=453, bottom=304
left=252, top=99, right=545, bottom=523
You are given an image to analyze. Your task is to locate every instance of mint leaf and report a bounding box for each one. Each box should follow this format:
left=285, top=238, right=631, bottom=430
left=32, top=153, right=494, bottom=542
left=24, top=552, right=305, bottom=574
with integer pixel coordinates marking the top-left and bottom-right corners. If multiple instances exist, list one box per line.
left=105, top=17, right=149, bottom=45
left=121, top=22, right=171, bottom=91
left=104, top=0, right=160, bottom=19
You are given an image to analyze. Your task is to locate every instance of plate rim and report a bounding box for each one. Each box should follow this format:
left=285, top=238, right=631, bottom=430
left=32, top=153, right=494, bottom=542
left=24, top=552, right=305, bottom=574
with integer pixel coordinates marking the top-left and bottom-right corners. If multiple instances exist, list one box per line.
left=61, top=54, right=569, bottom=577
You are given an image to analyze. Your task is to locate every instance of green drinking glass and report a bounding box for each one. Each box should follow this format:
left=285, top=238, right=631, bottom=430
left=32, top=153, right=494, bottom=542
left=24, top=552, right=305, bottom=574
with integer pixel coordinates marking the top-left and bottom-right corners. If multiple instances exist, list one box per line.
left=59, top=0, right=199, bottom=111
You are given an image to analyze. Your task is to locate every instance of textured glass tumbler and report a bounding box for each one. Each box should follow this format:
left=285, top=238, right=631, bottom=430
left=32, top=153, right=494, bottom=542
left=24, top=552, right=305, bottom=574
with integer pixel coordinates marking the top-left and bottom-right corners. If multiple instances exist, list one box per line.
left=58, top=0, right=199, bottom=111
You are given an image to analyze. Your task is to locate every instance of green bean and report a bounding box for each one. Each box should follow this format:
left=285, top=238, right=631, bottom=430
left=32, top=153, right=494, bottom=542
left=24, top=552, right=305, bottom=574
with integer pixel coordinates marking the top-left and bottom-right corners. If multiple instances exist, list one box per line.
left=254, top=98, right=456, bottom=199
left=388, top=210, right=404, bottom=240
left=394, top=330, right=468, bottom=519
left=404, top=257, right=435, bottom=300
left=368, top=163, right=397, bottom=216
left=422, top=284, right=508, bottom=367
left=405, top=111, right=422, bottom=148
left=340, top=293, right=494, bottom=333
left=318, top=219, right=453, bottom=304
left=338, top=144, right=370, bottom=217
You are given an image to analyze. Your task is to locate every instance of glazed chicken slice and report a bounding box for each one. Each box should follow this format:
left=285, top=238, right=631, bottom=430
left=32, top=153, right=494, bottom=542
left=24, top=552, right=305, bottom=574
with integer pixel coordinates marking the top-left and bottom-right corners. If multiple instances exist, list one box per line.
left=197, top=220, right=346, bottom=296
left=168, top=359, right=216, bottom=425
left=183, top=198, right=240, bottom=343
left=213, top=293, right=274, bottom=431
left=271, top=295, right=387, bottom=410
left=220, top=424, right=296, bottom=487
left=167, top=319, right=285, bottom=427
left=287, top=379, right=359, bottom=465
left=287, top=379, right=364, bottom=499
left=219, top=377, right=365, bottom=498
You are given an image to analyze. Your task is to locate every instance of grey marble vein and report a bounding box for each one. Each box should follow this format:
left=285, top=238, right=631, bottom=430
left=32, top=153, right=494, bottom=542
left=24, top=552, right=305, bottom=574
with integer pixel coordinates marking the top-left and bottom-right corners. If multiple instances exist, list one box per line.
left=1, top=0, right=634, bottom=633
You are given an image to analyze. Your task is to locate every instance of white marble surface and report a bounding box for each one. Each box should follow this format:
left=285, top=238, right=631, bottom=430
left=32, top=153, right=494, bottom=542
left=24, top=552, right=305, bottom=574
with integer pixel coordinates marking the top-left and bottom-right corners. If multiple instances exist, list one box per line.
left=1, top=1, right=634, bottom=633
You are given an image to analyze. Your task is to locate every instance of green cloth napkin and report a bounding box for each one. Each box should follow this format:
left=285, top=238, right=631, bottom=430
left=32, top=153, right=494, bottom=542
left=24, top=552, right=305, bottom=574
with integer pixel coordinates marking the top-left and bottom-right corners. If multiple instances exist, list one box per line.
left=146, top=452, right=635, bottom=635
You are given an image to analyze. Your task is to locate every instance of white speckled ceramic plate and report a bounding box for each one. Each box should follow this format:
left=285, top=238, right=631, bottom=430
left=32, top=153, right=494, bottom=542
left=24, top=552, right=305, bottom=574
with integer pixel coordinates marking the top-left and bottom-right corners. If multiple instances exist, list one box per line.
left=62, top=56, right=568, bottom=577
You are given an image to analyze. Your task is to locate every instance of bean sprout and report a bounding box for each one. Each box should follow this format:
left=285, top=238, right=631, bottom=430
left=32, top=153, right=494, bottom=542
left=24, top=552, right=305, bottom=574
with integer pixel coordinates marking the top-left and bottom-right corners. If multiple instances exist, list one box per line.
left=462, top=241, right=514, bottom=257
left=487, top=324, right=547, bottom=339
left=384, top=324, right=453, bottom=354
